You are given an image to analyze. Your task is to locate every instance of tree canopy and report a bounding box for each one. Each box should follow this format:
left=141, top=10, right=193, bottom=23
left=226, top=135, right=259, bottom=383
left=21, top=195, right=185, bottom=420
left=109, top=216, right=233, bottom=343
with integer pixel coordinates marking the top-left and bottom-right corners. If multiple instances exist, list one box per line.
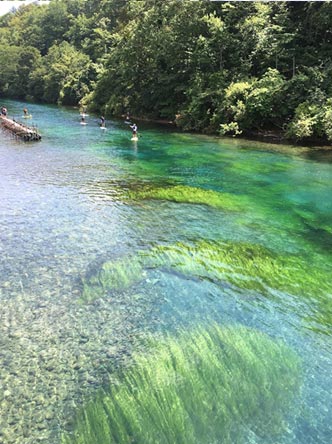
left=1, top=0, right=332, bottom=142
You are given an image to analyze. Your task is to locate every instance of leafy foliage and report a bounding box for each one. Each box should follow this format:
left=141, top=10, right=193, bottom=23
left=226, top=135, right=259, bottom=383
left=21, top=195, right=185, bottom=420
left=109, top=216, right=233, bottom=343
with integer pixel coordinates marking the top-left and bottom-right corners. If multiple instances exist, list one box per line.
left=29, top=41, right=94, bottom=104
left=1, top=0, right=332, bottom=140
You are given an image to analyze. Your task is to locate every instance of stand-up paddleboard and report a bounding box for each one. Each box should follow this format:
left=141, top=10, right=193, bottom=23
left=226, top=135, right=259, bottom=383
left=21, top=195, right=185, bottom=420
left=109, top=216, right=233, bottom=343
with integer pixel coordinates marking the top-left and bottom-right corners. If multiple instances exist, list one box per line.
left=22, top=115, right=32, bottom=119
left=131, top=136, right=138, bottom=141
left=80, top=122, right=87, bottom=125
left=100, top=126, right=107, bottom=130
left=80, top=113, right=89, bottom=117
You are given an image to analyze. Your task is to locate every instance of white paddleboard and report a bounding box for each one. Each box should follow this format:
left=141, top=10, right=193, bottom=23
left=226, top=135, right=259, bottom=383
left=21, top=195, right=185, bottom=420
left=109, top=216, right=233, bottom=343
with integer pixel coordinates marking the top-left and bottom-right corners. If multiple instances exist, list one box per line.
left=100, top=126, right=107, bottom=130
left=80, top=122, right=87, bottom=125
left=131, top=136, right=138, bottom=141
left=22, top=115, right=32, bottom=119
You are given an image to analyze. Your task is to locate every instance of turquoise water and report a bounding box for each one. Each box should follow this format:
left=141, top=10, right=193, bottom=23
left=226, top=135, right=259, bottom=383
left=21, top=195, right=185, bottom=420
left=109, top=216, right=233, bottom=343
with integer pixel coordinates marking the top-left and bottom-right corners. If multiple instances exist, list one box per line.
left=0, top=99, right=332, bottom=443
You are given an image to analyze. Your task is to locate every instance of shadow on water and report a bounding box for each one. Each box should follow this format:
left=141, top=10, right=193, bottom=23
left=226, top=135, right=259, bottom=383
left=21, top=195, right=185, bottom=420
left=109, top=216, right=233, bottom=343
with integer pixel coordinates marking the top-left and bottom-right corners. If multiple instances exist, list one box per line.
left=302, top=224, right=332, bottom=252
left=301, top=148, right=332, bottom=163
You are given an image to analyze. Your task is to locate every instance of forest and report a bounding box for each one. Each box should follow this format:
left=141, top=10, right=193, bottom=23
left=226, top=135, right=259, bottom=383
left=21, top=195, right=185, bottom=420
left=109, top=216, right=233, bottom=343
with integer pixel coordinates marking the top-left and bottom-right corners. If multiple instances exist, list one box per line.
left=1, top=0, right=332, bottom=142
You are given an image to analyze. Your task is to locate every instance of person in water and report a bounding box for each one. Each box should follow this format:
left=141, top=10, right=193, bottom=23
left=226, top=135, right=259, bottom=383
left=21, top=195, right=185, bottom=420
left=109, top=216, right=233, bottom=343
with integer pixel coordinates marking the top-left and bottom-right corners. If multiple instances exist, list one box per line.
left=81, top=115, right=85, bottom=123
left=23, top=108, right=28, bottom=116
left=124, top=112, right=131, bottom=124
left=130, top=123, right=138, bottom=137
left=100, top=116, right=105, bottom=127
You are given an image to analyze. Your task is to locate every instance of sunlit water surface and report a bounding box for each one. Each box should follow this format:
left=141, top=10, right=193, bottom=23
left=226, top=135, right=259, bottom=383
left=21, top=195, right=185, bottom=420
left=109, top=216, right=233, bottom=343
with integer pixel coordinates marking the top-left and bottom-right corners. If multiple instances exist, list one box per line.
left=0, top=100, right=331, bottom=444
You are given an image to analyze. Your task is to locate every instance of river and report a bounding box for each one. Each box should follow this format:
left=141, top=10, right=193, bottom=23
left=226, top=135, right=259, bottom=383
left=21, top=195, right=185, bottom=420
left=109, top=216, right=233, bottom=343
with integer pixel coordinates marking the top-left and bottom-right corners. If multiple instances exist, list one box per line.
left=0, top=99, right=331, bottom=444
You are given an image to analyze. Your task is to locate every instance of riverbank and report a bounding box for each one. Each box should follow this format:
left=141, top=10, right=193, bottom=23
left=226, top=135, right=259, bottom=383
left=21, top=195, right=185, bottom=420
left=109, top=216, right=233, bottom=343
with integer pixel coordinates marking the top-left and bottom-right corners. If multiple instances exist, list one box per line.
left=243, top=128, right=332, bottom=149
left=5, top=99, right=331, bottom=149
left=119, top=112, right=332, bottom=151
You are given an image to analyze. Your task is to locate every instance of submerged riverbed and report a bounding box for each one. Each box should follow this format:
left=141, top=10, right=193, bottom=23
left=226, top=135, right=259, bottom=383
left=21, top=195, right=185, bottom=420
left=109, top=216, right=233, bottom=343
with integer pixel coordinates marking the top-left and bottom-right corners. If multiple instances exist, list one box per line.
left=0, top=99, right=331, bottom=444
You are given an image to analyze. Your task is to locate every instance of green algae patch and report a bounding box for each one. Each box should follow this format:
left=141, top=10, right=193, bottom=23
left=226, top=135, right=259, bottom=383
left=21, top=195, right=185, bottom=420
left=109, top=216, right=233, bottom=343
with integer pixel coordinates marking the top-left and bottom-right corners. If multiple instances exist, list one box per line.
left=306, top=294, right=332, bottom=336
left=79, top=238, right=332, bottom=332
left=62, top=324, right=300, bottom=444
left=80, top=239, right=332, bottom=318
left=143, top=240, right=332, bottom=299
left=81, top=256, right=144, bottom=302
left=130, top=185, right=249, bottom=211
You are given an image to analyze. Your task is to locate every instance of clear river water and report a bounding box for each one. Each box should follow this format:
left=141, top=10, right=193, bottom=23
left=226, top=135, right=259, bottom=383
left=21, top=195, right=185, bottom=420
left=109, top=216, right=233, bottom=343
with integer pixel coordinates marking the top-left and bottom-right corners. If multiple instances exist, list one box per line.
left=0, top=99, right=331, bottom=444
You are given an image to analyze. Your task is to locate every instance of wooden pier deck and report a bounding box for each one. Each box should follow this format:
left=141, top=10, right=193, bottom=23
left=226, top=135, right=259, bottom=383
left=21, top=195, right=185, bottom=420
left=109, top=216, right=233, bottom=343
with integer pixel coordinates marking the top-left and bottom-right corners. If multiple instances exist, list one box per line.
left=0, top=115, right=41, bottom=141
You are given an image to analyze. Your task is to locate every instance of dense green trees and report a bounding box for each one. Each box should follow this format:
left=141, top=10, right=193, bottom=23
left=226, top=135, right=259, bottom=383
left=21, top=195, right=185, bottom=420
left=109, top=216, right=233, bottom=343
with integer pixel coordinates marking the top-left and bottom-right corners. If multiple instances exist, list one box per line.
left=28, top=41, right=94, bottom=104
left=1, top=0, right=332, bottom=142
left=0, top=44, right=41, bottom=98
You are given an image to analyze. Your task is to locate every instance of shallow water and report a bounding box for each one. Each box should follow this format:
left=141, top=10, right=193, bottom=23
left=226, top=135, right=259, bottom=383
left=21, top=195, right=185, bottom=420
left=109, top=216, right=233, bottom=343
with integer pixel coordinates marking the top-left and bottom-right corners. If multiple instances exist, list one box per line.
left=0, top=99, right=332, bottom=444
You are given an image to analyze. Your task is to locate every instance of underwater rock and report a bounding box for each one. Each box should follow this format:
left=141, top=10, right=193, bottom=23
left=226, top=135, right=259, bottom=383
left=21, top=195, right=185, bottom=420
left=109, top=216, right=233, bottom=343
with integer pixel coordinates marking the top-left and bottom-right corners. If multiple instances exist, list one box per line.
left=81, top=256, right=144, bottom=302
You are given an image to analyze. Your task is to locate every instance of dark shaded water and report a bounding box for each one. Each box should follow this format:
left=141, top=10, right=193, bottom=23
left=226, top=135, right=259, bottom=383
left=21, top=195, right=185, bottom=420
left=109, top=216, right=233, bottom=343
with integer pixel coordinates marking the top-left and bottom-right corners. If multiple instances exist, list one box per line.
left=0, top=99, right=332, bottom=444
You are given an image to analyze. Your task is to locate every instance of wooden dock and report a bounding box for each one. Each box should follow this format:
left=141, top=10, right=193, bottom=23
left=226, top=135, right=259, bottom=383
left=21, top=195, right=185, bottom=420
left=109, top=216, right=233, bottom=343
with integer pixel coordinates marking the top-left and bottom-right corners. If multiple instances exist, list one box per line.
left=0, top=115, right=41, bottom=141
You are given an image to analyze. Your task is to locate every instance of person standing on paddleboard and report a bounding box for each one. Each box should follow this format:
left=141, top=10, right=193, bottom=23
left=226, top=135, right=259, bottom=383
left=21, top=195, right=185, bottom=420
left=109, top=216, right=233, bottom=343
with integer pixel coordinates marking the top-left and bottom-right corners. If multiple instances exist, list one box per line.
left=130, top=123, right=138, bottom=137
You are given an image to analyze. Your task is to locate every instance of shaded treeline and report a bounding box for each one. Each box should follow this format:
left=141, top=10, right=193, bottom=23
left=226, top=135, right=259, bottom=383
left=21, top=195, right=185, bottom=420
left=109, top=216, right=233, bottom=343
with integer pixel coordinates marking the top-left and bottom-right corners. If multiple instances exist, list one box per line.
left=1, top=0, right=332, bottom=141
